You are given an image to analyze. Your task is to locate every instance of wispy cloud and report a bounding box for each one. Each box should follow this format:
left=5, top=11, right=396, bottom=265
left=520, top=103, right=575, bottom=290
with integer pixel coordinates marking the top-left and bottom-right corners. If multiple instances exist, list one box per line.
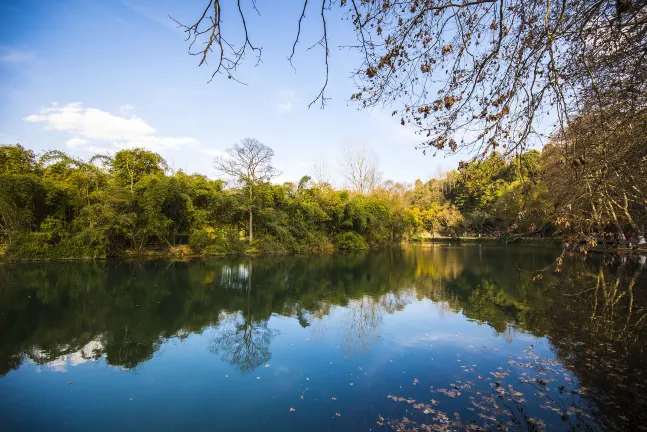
left=119, top=104, right=135, bottom=115
left=24, top=102, right=221, bottom=157
left=277, top=102, right=293, bottom=114
left=0, top=47, right=36, bottom=65
left=276, top=90, right=296, bottom=115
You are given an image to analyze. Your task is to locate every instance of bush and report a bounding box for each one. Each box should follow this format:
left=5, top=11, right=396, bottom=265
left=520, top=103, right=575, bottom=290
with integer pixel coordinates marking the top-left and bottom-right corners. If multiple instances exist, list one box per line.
left=7, top=231, right=107, bottom=260
left=302, top=232, right=335, bottom=253
left=252, top=235, right=292, bottom=254
left=333, top=232, right=368, bottom=250
left=189, top=226, right=245, bottom=255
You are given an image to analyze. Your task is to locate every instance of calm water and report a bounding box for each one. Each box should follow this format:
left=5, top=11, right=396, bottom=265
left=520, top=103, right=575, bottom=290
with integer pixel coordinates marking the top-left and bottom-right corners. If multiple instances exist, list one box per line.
left=1, top=245, right=646, bottom=431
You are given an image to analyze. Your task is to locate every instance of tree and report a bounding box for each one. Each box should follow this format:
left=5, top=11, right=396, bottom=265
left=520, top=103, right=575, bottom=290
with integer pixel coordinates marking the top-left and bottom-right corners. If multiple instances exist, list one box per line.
left=213, top=138, right=279, bottom=243
left=40, top=150, right=108, bottom=208
left=543, top=110, right=647, bottom=243
left=0, top=175, right=47, bottom=243
left=180, top=1, right=647, bottom=158
left=136, top=174, right=195, bottom=247
left=109, top=148, right=168, bottom=192
left=311, top=158, right=334, bottom=188
left=339, top=143, right=381, bottom=194
left=0, top=144, right=39, bottom=175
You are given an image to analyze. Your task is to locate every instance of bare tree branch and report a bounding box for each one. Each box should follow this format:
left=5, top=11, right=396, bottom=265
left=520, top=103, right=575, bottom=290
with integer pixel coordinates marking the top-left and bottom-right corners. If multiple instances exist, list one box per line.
left=171, top=0, right=262, bottom=84
left=288, top=0, right=309, bottom=70
left=307, top=0, right=331, bottom=109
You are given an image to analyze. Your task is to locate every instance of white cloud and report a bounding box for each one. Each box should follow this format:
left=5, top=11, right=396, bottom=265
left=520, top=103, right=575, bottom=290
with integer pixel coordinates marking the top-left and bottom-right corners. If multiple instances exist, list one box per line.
left=66, top=137, right=89, bottom=148
left=0, top=47, right=36, bottom=65
left=119, top=104, right=135, bottom=114
left=25, top=102, right=200, bottom=153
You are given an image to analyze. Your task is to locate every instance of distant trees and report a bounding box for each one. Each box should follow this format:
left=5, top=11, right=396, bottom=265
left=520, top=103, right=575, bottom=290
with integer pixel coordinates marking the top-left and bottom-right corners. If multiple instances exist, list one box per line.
left=409, top=150, right=554, bottom=238
left=214, top=138, right=279, bottom=244
left=311, top=158, right=333, bottom=188
left=339, top=143, right=381, bottom=194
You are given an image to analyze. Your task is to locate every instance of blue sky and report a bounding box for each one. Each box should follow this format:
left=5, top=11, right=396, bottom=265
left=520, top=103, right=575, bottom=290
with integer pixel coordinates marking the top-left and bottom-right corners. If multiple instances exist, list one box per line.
left=0, top=0, right=464, bottom=184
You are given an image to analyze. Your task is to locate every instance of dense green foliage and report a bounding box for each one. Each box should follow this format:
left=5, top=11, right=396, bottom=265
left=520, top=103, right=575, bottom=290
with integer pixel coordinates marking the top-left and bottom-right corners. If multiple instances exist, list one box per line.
left=1, top=140, right=643, bottom=259
left=410, top=150, right=554, bottom=239
left=0, top=144, right=416, bottom=259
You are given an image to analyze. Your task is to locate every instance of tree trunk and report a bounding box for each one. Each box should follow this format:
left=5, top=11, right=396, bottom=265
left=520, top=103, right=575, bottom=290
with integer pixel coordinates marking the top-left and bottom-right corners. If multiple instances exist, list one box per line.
left=248, top=183, right=253, bottom=244
left=248, top=206, right=253, bottom=244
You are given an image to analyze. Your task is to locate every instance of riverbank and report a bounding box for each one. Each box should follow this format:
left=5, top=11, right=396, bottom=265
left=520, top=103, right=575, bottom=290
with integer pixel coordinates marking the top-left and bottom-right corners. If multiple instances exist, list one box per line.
left=413, top=236, right=647, bottom=255
left=588, top=244, right=647, bottom=256
left=411, top=236, right=562, bottom=245
left=0, top=243, right=339, bottom=262
left=2, top=236, right=645, bottom=262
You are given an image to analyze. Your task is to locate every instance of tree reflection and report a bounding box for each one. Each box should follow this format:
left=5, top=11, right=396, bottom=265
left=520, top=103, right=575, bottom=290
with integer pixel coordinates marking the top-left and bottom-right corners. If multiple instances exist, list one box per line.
left=1, top=246, right=646, bottom=426
left=209, top=259, right=278, bottom=373
left=210, top=315, right=277, bottom=374
left=338, top=293, right=411, bottom=354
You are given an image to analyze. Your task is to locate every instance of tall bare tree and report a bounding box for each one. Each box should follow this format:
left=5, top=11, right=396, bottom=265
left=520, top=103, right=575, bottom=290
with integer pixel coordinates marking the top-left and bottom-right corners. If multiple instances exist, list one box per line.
left=339, top=142, right=382, bottom=194
left=311, top=157, right=334, bottom=188
left=214, top=138, right=279, bottom=243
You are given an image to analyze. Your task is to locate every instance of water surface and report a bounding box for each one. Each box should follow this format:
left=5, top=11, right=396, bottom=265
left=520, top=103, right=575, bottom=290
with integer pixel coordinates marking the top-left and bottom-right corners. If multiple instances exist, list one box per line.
left=1, top=245, right=646, bottom=431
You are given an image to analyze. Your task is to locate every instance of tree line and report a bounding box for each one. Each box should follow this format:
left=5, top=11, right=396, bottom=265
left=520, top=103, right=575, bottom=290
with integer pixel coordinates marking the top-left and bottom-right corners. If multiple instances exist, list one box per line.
left=0, top=135, right=644, bottom=259
left=0, top=140, right=413, bottom=259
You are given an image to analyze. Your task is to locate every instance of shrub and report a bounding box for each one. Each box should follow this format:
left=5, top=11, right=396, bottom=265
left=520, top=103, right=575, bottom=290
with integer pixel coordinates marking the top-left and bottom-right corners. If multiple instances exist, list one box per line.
left=333, top=232, right=368, bottom=250
left=189, top=226, right=245, bottom=255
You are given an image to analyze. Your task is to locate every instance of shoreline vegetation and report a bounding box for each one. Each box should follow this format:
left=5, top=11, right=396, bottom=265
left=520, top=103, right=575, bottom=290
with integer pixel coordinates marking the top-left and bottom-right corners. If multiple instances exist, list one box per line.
left=2, top=234, right=645, bottom=263
left=1, top=141, right=645, bottom=262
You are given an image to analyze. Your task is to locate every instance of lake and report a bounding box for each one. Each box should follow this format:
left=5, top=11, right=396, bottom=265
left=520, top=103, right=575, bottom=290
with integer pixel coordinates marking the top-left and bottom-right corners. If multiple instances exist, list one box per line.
left=1, top=245, right=646, bottom=431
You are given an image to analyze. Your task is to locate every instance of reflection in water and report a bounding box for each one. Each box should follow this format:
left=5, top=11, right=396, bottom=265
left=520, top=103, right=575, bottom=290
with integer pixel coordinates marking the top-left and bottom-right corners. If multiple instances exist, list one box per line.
left=337, top=293, right=412, bottom=355
left=210, top=315, right=277, bottom=374
left=0, top=245, right=646, bottom=429
left=31, top=340, right=104, bottom=373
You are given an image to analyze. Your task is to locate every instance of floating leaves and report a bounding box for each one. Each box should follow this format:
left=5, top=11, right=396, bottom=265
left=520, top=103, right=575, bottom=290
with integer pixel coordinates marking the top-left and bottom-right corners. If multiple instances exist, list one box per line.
left=438, top=388, right=461, bottom=398
left=379, top=344, right=600, bottom=431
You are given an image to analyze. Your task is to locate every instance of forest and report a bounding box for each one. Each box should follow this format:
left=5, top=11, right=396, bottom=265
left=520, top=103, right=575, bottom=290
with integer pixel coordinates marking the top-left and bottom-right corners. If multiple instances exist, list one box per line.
left=1, top=129, right=643, bottom=260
